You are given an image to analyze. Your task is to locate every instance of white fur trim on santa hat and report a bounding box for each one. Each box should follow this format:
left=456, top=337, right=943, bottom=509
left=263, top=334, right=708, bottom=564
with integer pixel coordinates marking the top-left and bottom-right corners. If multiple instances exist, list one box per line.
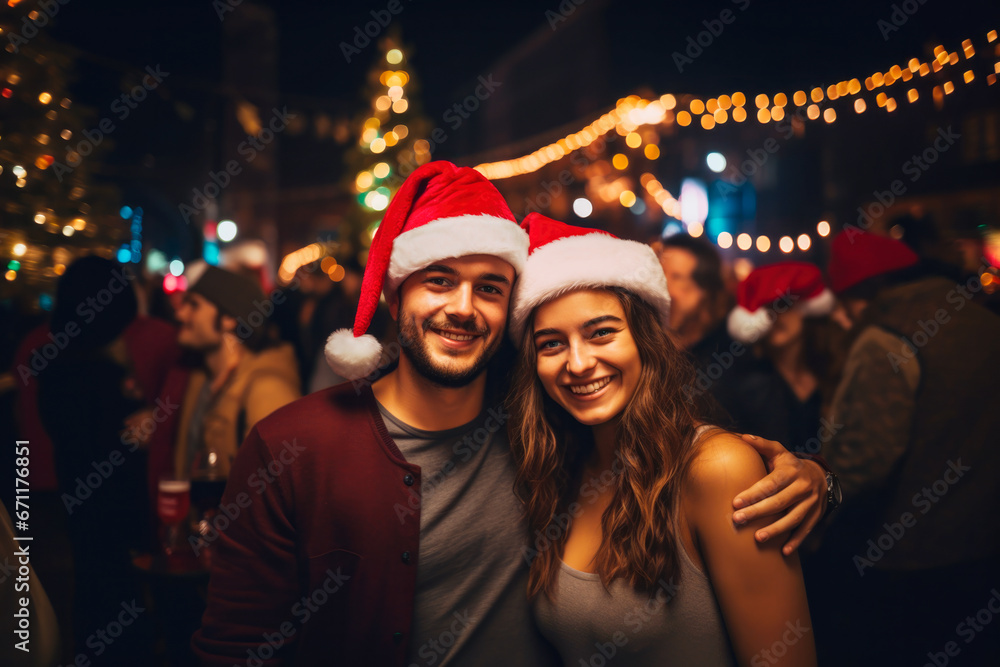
left=385, top=215, right=528, bottom=294
left=800, top=288, right=836, bottom=317
left=324, top=328, right=383, bottom=381
left=727, top=305, right=774, bottom=344
left=509, top=234, right=671, bottom=345
left=727, top=287, right=837, bottom=343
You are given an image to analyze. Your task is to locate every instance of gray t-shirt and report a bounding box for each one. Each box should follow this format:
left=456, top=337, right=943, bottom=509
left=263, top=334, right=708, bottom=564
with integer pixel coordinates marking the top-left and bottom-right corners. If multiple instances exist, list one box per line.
left=378, top=401, right=557, bottom=667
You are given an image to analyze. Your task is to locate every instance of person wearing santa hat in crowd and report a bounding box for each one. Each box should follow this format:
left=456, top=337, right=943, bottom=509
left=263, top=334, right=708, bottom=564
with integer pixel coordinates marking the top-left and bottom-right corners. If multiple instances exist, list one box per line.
left=807, top=228, right=1000, bottom=666
left=507, top=213, right=819, bottom=666
left=193, top=163, right=828, bottom=666
left=724, top=262, right=839, bottom=454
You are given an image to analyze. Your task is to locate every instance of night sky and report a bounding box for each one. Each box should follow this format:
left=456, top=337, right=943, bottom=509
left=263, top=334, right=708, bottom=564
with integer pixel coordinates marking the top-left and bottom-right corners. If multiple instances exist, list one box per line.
left=49, top=0, right=999, bottom=106
left=39, top=0, right=1000, bottom=195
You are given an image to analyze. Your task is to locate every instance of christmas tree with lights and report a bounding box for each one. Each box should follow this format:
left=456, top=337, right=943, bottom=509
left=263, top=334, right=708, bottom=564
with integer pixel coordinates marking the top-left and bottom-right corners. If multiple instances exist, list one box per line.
left=342, top=29, right=430, bottom=266
left=0, top=2, right=120, bottom=311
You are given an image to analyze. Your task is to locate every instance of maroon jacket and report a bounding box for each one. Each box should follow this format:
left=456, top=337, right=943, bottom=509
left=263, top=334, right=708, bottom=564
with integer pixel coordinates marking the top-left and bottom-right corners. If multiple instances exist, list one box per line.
left=192, top=382, right=422, bottom=666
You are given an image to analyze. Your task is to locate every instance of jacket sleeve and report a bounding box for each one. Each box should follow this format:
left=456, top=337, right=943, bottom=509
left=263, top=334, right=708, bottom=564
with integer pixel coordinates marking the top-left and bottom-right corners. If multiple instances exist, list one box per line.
left=825, top=325, right=920, bottom=501
left=192, top=426, right=300, bottom=665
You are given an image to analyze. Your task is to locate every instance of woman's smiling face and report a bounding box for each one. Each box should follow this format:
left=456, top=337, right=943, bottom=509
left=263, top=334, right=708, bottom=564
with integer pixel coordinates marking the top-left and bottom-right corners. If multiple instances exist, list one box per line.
left=531, top=288, right=643, bottom=426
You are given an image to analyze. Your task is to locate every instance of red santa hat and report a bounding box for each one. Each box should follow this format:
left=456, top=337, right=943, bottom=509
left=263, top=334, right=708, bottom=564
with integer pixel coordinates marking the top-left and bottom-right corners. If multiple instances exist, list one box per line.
left=325, top=160, right=527, bottom=380
left=509, top=213, right=670, bottom=344
left=727, top=261, right=835, bottom=343
left=828, top=228, right=919, bottom=294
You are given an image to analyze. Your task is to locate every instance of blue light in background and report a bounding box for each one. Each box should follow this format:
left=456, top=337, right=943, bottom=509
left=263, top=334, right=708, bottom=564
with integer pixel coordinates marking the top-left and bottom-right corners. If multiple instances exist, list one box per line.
left=662, top=221, right=684, bottom=238
left=203, top=240, right=220, bottom=265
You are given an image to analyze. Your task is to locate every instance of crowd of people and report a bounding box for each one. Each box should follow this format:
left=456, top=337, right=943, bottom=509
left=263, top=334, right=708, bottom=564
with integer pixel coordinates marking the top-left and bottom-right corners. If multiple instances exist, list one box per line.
left=2, top=159, right=998, bottom=666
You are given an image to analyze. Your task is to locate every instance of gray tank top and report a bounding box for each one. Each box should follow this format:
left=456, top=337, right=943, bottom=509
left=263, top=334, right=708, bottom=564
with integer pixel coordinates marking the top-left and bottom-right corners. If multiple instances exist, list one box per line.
left=532, top=426, right=737, bottom=666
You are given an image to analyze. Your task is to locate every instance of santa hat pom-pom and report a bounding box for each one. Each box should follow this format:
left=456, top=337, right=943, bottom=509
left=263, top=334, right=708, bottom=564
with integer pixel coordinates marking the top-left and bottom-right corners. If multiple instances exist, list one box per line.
left=325, top=328, right=383, bottom=381
left=801, top=288, right=836, bottom=317
left=727, top=305, right=774, bottom=344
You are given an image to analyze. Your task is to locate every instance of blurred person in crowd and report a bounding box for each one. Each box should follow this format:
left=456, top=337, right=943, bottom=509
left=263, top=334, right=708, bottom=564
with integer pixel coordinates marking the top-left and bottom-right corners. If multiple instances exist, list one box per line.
left=192, top=162, right=827, bottom=666
left=952, top=208, right=1000, bottom=317
left=507, top=215, right=817, bottom=666
left=811, top=228, right=1000, bottom=665
left=658, top=233, right=731, bottom=351
left=144, top=266, right=300, bottom=487
left=37, top=255, right=159, bottom=664
left=725, top=262, right=838, bottom=453
left=657, top=234, right=749, bottom=424
left=7, top=261, right=179, bottom=660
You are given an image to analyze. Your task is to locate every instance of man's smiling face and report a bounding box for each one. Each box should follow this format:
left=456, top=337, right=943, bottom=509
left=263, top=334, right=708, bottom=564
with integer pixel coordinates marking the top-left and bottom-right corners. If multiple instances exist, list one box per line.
left=391, top=254, right=515, bottom=388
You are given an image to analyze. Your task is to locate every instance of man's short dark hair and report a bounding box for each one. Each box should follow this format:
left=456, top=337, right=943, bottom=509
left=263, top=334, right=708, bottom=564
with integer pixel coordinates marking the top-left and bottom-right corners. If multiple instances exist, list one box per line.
left=659, top=233, right=724, bottom=296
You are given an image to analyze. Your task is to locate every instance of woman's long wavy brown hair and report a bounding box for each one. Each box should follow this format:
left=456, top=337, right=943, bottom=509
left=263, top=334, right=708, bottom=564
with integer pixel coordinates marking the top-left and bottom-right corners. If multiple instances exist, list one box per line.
left=508, top=287, right=705, bottom=600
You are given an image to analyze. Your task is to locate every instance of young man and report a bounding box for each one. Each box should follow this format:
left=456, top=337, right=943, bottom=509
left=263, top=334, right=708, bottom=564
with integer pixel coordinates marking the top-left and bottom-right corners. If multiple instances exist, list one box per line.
left=192, top=161, right=829, bottom=666
left=151, top=267, right=301, bottom=481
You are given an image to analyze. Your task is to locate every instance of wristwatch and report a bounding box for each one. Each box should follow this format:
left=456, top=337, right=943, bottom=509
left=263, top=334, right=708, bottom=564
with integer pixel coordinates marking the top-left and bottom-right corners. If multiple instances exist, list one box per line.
left=825, top=470, right=843, bottom=516
left=795, top=453, right=842, bottom=517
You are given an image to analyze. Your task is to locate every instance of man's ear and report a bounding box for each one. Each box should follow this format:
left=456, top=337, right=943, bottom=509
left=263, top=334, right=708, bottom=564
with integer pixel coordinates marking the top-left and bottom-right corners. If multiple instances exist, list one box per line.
left=387, top=288, right=400, bottom=320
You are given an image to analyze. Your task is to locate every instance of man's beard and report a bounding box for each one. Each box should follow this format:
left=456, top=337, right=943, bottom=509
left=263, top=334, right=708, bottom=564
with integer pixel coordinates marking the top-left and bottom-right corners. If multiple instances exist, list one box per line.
left=179, top=330, right=222, bottom=354
left=397, top=308, right=501, bottom=388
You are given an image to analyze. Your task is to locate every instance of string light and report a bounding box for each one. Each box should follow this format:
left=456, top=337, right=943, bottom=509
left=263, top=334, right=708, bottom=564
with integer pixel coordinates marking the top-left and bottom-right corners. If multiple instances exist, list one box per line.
left=467, top=33, right=995, bottom=250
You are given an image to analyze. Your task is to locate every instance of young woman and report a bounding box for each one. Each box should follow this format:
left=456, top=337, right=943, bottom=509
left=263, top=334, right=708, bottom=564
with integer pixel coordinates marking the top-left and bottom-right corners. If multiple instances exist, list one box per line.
left=507, top=215, right=816, bottom=666
left=725, top=262, right=838, bottom=453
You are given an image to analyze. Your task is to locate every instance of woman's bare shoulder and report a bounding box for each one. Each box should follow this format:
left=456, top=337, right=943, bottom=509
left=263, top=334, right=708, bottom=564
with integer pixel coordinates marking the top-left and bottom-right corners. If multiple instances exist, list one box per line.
left=685, top=428, right=767, bottom=496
